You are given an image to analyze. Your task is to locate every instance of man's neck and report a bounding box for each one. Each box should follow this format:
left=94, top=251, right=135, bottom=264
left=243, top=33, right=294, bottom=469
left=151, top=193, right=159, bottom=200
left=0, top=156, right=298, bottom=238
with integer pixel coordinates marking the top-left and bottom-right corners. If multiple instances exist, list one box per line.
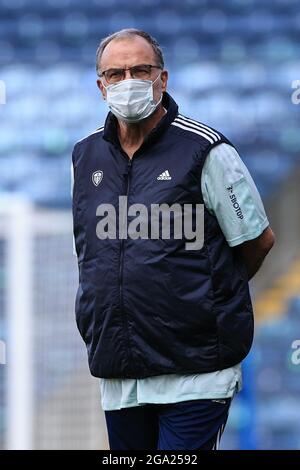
left=117, top=104, right=167, bottom=155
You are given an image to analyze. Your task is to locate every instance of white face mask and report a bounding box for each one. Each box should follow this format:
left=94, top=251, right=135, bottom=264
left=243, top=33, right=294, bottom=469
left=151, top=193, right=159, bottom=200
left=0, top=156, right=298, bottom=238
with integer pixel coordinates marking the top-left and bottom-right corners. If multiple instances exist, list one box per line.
left=103, top=73, right=162, bottom=123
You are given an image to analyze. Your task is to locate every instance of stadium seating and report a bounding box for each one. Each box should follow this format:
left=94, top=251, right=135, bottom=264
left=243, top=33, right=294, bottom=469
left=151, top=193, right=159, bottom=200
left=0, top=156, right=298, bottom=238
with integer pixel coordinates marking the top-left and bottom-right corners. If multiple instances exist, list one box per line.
left=0, top=0, right=299, bottom=450
left=220, top=293, right=300, bottom=449
left=0, top=0, right=299, bottom=205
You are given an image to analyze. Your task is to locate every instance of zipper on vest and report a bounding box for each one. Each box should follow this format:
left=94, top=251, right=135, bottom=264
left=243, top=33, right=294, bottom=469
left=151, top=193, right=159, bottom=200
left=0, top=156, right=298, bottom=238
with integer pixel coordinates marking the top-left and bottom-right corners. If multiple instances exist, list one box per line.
left=119, top=158, right=133, bottom=377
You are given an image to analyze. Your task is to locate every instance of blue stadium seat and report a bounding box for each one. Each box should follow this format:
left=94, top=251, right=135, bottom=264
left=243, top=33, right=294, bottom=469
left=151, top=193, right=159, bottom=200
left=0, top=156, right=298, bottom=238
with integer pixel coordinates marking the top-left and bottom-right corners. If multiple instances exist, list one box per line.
left=0, top=0, right=299, bottom=206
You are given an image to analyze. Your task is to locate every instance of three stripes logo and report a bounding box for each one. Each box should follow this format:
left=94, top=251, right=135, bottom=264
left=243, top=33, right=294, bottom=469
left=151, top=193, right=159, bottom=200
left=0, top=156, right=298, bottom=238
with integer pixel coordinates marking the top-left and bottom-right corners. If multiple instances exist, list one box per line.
left=171, top=114, right=221, bottom=144
left=157, top=170, right=172, bottom=180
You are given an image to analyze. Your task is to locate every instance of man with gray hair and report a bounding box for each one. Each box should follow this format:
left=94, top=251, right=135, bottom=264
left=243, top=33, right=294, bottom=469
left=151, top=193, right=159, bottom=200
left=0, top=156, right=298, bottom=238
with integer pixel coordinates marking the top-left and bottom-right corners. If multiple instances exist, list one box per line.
left=71, top=28, right=274, bottom=450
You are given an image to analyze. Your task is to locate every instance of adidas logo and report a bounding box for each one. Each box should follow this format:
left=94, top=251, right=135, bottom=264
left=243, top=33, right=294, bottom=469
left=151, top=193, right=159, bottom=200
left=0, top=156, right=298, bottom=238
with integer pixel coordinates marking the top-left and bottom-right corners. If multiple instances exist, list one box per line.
left=157, top=170, right=172, bottom=180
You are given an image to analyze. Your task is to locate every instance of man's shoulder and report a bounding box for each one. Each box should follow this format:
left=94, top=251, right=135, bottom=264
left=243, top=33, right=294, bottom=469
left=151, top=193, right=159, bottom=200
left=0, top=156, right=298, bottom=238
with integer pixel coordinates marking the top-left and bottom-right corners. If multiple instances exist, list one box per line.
left=170, top=113, right=230, bottom=147
left=73, top=125, right=105, bottom=150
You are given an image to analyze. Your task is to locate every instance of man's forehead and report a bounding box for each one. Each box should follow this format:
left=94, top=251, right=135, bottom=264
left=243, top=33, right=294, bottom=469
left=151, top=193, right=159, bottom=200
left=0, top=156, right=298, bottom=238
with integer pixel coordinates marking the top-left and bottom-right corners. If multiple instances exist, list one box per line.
left=100, top=36, right=156, bottom=69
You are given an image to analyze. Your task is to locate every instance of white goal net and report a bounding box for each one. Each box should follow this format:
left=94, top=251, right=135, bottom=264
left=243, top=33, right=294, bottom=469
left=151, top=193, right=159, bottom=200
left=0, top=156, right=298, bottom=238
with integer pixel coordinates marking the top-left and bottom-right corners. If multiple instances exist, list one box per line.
left=0, top=195, right=108, bottom=450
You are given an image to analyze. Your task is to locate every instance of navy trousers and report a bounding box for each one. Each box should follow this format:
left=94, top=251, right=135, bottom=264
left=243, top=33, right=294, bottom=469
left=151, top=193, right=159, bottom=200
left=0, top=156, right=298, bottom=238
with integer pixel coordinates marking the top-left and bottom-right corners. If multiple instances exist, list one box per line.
left=104, top=397, right=232, bottom=450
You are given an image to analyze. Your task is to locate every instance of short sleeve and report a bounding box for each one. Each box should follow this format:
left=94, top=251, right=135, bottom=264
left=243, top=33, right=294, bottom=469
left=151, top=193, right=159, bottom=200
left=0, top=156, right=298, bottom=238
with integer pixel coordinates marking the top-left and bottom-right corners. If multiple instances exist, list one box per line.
left=201, top=143, right=269, bottom=247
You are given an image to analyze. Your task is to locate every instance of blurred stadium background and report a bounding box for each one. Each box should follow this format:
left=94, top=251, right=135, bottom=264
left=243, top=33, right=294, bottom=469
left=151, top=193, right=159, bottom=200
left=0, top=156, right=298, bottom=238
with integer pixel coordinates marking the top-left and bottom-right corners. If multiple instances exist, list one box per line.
left=0, top=0, right=300, bottom=450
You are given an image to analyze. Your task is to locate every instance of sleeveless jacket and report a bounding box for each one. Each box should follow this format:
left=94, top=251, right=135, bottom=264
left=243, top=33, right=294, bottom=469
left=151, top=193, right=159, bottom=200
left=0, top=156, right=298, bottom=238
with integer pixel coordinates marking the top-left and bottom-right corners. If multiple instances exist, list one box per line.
left=72, top=92, right=254, bottom=379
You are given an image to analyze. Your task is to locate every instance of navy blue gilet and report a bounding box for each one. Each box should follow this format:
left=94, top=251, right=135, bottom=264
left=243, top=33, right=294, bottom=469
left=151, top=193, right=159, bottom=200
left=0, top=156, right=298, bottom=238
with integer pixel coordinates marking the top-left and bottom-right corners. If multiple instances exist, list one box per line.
left=72, top=92, right=254, bottom=379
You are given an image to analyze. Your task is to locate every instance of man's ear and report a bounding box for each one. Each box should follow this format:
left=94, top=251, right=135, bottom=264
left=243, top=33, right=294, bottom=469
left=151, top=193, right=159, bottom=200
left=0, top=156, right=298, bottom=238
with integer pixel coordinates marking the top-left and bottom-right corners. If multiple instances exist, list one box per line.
left=161, top=70, right=168, bottom=93
left=97, top=79, right=106, bottom=100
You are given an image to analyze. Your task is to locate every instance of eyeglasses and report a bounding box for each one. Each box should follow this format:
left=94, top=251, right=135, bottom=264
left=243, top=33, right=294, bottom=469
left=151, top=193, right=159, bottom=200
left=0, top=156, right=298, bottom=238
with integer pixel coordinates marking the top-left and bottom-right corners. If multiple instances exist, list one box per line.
left=99, top=64, right=162, bottom=84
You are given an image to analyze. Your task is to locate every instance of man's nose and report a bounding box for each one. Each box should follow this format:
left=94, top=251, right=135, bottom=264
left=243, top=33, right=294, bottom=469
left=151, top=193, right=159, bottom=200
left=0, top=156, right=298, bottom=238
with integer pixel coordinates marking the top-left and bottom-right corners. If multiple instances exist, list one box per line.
left=124, top=69, right=132, bottom=80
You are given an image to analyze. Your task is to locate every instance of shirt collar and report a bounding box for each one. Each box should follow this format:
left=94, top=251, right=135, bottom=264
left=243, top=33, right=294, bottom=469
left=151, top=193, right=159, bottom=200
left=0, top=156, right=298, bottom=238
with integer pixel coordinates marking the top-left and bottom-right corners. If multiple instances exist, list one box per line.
left=102, top=91, right=179, bottom=150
